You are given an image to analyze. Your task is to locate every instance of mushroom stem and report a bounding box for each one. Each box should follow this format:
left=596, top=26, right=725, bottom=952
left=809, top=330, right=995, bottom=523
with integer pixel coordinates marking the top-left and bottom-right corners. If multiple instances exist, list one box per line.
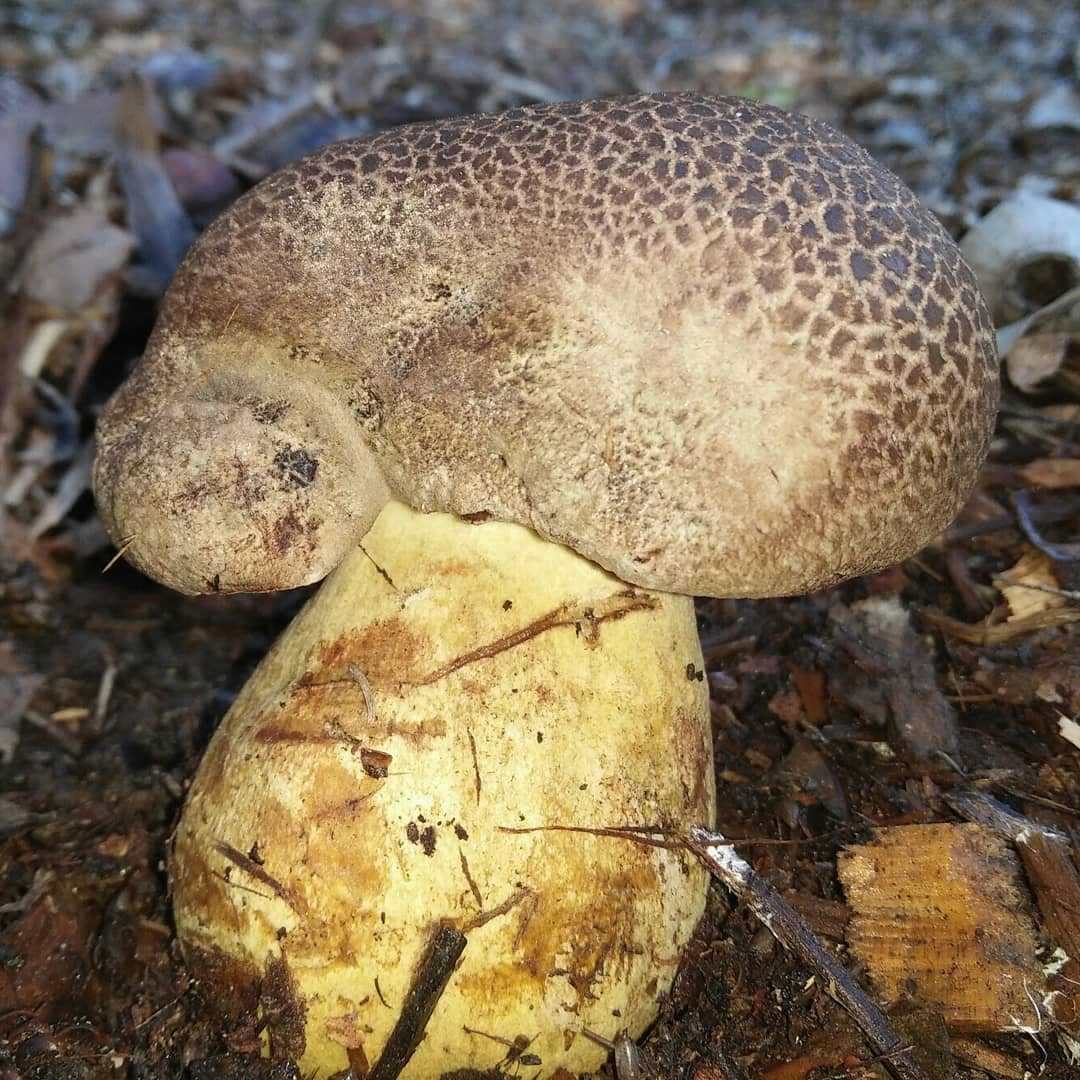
left=172, top=501, right=716, bottom=1077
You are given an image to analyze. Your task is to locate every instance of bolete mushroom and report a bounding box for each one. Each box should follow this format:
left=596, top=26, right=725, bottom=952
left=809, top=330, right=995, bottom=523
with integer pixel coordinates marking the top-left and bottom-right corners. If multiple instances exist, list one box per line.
left=93, top=93, right=998, bottom=1077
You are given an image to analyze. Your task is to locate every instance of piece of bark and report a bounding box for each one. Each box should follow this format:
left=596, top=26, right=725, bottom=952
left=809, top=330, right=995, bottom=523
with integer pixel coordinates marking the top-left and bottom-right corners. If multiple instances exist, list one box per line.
left=783, top=892, right=851, bottom=941
left=838, top=824, right=1044, bottom=1033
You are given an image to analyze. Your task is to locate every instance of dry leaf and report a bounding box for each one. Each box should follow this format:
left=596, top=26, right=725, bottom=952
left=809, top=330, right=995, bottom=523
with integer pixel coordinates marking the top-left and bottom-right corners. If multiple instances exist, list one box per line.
left=115, top=75, right=196, bottom=296
left=994, top=547, right=1065, bottom=621
left=22, top=206, right=133, bottom=312
left=0, top=641, right=42, bottom=764
left=829, top=595, right=958, bottom=762
left=1025, top=81, right=1080, bottom=132
left=1006, top=331, right=1070, bottom=391
left=1041, top=403, right=1080, bottom=422
left=1018, top=457, right=1080, bottom=488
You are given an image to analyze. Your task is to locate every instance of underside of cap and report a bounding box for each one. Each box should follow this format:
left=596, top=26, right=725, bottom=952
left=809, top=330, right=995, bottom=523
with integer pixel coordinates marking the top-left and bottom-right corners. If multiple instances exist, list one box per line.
left=94, top=92, right=999, bottom=598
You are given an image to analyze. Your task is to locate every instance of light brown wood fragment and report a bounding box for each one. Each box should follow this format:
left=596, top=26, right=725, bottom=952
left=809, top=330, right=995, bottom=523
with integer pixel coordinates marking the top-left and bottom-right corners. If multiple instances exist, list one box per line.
left=947, top=789, right=1080, bottom=1037
left=838, top=824, right=1044, bottom=1033
left=951, top=1038, right=1027, bottom=1080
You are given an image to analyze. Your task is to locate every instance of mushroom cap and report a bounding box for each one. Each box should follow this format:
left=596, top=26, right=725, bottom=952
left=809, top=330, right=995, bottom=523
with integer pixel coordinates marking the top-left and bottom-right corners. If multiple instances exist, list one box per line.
left=94, top=92, right=999, bottom=598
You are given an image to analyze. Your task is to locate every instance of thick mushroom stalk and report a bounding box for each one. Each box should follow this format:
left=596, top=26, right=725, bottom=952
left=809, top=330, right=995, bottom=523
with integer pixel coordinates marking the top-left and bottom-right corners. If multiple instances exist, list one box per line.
left=93, top=92, right=998, bottom=599
left=172, top=501, right=715, bottom=1077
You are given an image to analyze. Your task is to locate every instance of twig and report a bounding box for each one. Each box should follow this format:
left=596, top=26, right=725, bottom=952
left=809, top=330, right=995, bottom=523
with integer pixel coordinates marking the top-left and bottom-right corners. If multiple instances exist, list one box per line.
left=998, top=579, right=1080, bottom=602
left=367, top=925, right=467, bottom=1080
left=346, top=663, right=376, bottom=723
left=101, top=535, right=136, bottom=573
left=685, top=826, right=930, bottom=1080
left=92, top=657, right=118, bottom=735
left=944, top=494, right=1080, bottom=544
left=1012, top=489, right=1080, bottom=562
left=919, top=605, right=1080, bottom=644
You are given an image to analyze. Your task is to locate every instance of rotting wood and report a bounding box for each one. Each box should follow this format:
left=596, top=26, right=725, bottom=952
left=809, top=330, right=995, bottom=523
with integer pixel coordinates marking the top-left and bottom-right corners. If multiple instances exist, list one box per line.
left=838, top=823, right=1044, bottom=1033
left=367, top=924, right=468, bottom=1080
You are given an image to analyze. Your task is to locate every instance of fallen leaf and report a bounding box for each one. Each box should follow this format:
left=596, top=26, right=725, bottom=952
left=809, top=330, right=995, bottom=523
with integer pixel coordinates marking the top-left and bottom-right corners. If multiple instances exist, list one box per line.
left=115, top=75, right=196, bottom=296
left=1025, top=81, right=1080, bottom=132
left=22, top=206, right=133, bottom=312
left=1006, top=331, right=1070, bottom=392
left=993, top=546, right=1065, bottom=621
left=772, top=739, right=849, bottom=820
left=1018, top=457, right=1080, bottom=488
left=791, top=668, right=827, bottom=726
left=0, top=641, right=42, bottom=763
left=759, top=1056, right=841, bottom=1080
left=767, top=688, right=804, bottom=725
left=830, top=595, right=958, bottom=762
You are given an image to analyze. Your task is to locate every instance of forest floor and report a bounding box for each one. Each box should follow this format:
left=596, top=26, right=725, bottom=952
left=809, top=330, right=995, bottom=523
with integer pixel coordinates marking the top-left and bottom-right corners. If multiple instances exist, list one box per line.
left=1, top=1, right=1079, bottom=1078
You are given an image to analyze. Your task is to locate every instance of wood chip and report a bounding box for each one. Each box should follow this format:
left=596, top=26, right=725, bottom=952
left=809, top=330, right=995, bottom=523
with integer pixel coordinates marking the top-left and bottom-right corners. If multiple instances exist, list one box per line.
left=946, top=791, right=1080, bottom=1038
left=838, top=824, right=1045, bottom=1033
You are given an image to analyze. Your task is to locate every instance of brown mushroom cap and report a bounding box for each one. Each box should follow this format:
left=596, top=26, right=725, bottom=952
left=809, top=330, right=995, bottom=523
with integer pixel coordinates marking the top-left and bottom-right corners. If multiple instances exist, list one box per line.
left=93, top=92, right=998, bottom=598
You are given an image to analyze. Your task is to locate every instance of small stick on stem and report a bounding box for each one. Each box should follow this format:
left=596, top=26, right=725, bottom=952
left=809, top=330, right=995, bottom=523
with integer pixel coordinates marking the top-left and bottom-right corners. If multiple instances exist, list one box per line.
left=684, top=826, right=930, bottom=1080
left=367, top=924, right=467, bottom=1080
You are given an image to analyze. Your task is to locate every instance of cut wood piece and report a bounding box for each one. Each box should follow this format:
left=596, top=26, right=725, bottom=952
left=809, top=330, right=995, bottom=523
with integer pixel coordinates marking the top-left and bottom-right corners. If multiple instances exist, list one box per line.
left=945, top=790, right=1080, bottom=1039
left=838, top=824, right=1044, bottom=1033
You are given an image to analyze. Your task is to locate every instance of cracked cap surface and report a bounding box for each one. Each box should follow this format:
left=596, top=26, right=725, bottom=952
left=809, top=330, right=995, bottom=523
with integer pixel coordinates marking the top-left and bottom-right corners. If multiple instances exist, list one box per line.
left=93, top=92, right=999, bottom=597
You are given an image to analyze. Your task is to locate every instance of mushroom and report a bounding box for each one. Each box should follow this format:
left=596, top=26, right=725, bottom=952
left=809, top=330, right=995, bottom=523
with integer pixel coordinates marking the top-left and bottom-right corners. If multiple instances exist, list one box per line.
left=93, top=92, right=999, bottom=1076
